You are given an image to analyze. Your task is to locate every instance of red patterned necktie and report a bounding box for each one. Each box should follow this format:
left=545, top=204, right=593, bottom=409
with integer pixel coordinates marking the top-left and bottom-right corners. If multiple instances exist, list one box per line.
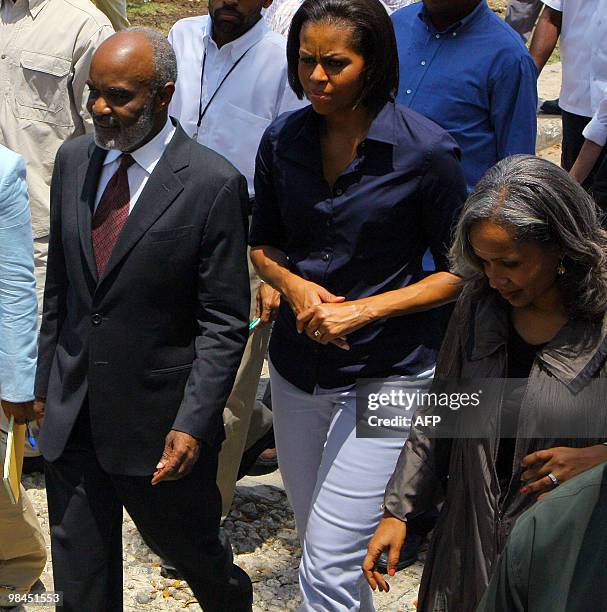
left=92, top=153, right=135, bottom=276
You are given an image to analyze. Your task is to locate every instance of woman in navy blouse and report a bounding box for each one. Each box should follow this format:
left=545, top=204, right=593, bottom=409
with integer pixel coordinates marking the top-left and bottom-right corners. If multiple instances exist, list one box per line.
left=250, top=0, right=467, bottom=608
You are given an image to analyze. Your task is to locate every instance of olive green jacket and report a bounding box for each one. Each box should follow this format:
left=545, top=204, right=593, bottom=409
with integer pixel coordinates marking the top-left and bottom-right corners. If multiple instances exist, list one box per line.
left=477, top=461, right=607, bottom=612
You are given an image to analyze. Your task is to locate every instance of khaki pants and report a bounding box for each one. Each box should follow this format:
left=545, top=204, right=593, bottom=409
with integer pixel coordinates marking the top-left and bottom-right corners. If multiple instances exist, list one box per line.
left=217, top=254, right=273, bottom=516
left=93, top=0, right=129, bottom=31
left=0, top=431, right=46, bottom=605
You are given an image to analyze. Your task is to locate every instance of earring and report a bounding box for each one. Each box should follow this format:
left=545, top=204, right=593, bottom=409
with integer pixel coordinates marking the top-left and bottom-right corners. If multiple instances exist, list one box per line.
left=556, top=259, right=566, bottom=276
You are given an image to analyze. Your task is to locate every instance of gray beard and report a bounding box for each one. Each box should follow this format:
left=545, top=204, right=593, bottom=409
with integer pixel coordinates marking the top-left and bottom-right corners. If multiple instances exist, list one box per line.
left=94, top=103, right=155, bottom=152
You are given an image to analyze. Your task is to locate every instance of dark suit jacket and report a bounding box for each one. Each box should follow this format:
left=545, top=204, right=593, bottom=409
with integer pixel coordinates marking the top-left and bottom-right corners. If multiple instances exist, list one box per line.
left=35, top=122, right=251, bottom=476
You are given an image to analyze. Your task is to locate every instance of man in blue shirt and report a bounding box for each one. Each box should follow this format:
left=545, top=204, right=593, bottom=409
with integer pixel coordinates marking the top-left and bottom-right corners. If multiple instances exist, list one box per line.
left=0, top=145, right=46, bottom=608
left=392, top=0, right=538, bottom=192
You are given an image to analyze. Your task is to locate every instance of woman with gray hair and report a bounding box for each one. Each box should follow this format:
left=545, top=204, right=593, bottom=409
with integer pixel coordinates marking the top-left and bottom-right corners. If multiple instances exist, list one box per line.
left=364, top=155, right=607, bottom=611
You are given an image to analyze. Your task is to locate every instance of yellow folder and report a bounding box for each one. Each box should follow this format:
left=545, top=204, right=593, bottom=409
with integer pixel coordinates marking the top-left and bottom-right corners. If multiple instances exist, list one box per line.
left=2, top=416, right=25, bottom=504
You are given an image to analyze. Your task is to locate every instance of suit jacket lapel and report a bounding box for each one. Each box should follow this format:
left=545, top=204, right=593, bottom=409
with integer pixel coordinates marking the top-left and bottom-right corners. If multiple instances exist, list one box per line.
left=77, top=143, right=106, bottom=284
left=97, top=127, right=189, bottom=286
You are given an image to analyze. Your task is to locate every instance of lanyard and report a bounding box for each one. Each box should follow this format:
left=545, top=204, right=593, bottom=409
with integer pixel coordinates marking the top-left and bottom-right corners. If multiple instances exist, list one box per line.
left=195, top=43, right=257, bottom=137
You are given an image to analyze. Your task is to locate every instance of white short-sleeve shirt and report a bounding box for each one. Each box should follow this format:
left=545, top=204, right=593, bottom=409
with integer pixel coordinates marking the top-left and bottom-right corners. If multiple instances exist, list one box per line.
left=542, top=0, right=607, bottom=117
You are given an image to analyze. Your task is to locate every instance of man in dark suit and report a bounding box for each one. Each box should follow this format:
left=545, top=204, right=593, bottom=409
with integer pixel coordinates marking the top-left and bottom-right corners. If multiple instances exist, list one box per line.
left=33, top=27, right=253, bottom=611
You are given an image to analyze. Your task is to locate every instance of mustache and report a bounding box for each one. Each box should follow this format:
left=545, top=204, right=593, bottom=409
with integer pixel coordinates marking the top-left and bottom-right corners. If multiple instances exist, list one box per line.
left=214, top=6, right=242, bottom=18
left=93, top=115, right=120, bottom=128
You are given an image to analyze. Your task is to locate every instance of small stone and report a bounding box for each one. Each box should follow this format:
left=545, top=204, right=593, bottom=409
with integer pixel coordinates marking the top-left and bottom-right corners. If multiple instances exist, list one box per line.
left=136, top=591, right=151, bottom=604
left=240, top=502, right=257, bottom=517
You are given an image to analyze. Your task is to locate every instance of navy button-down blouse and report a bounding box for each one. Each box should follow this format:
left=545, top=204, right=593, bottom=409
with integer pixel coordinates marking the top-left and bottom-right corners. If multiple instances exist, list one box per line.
left=250, top=102, right=467, bottom=393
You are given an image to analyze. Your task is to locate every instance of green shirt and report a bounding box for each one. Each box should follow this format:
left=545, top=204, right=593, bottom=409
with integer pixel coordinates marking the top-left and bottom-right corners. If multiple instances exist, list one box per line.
left=477, top=461, right=607, bottom=612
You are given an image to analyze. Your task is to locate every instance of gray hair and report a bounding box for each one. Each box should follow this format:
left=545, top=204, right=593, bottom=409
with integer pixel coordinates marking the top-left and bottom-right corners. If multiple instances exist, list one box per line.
left=126, top=26, right=177, bottom=92
left=450, top=155, right=607, bottom=318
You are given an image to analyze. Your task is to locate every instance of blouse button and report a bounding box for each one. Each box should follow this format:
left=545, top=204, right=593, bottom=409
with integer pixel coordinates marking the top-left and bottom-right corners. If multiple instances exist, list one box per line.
left=335, top=188, right=343, bottom=196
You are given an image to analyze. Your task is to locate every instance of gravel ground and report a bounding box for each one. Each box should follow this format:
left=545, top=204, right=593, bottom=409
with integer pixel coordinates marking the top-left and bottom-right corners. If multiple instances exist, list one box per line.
left=22, top=469, right=423, bottom=612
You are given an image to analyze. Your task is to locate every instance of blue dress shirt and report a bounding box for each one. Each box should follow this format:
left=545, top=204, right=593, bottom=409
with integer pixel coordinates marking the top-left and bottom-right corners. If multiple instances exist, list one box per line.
left=392, top=1, right=538, bottom=191
left=0, top=145, right=37, bottom=403
left=250, top=103, right=467, bottom=392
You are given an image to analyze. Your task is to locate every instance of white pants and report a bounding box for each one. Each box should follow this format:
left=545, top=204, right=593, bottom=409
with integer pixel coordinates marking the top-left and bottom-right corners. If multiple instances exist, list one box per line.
left=270, top=362, right=432, bottom=611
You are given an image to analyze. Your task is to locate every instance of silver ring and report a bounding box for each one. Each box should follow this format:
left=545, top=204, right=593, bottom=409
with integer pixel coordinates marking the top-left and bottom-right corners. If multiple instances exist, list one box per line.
left=313, top=330, right=321, bottom=338
left=547, top=472, right=559, bottom=487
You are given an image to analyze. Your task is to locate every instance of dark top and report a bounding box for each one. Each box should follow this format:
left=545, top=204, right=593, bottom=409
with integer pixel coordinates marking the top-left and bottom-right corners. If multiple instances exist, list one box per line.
left=391, top=0, right=538, bottom=191
left=497, top=319, right=546, bottom=489
left=250, top=102, right=467, bottom=392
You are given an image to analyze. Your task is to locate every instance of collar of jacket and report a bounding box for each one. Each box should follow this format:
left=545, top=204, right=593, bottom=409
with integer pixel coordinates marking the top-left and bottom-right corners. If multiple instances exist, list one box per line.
left=469, top=289, right=607, bottom=393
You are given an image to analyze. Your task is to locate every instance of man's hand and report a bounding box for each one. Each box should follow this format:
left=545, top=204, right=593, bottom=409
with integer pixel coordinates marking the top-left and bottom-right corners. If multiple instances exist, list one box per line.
left=151, top=430, right=200, bottom=485
left=255, top=282, right=281, bottom=326
left=1, top=399, right=44, bottom=424
left=362, top=512, right=407, bottom=593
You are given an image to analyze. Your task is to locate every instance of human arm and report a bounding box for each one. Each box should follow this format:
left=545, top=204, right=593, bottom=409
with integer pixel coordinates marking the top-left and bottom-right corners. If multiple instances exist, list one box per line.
left=529, top=3, right=562, bottom=74
left=362, top=283, right=479, bottom=589
left=249, top=125, right=348, bottom=345
left=0, top=152, right=39, bottom=423
left=154, top=173, right=250, bottom=483
left=155, top=173, right=250, bottom=483
left=490, top=55, right=538, bottom=159
left=570, top=99, right=607, bottom=185
left=570, top=141, right=604, bottom=186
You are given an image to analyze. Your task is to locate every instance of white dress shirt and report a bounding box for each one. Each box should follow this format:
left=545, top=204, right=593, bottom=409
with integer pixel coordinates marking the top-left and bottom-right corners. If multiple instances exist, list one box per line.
left=168, top=16, right=304, bottom=197
left=94, top=119, right=176, bottom=213
left=542, top=0, right=607, bottom=117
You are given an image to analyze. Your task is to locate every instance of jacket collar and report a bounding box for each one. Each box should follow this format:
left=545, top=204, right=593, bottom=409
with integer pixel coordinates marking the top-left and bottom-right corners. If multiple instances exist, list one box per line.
left=469, top=288, right=607, bottom=392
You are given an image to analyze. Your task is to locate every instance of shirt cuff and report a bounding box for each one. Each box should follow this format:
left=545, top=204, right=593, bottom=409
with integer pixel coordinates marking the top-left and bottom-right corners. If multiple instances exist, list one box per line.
left=583, top=117, right=607, bottom=148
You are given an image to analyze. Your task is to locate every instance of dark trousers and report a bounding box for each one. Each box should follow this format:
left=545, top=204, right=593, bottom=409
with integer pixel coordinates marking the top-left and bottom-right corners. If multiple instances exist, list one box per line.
left=562, top=109, right=607, bottom=210
left=44, top=407, right=252, bottom=612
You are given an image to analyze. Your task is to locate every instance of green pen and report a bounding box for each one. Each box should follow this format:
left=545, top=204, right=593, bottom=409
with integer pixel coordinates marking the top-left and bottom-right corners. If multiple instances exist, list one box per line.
left=249, top=317, right=261, bottom=330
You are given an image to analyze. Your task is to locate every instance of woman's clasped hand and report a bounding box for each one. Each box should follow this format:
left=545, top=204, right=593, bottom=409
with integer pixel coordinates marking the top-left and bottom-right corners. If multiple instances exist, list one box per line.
left=520, top=445, right=607, bottom=499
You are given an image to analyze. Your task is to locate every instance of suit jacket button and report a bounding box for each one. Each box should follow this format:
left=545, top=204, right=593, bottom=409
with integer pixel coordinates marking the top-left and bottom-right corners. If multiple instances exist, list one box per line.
left=91, top=313, right=102, bottom=325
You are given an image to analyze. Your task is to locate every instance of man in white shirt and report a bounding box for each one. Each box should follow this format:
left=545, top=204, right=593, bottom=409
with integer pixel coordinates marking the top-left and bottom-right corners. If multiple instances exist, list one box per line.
left=169, top=0, right=305, bottom=517
left=530, top=0, right=607, bottom=185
